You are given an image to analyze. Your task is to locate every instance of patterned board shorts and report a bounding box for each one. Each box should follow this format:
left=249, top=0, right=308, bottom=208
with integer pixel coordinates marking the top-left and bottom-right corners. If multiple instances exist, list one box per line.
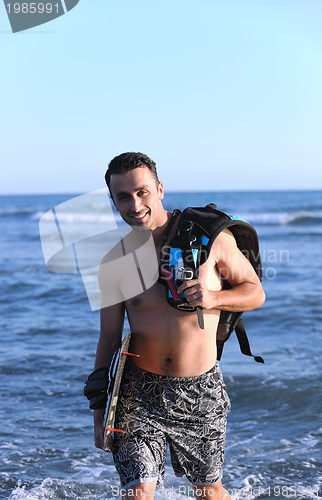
left=112, top=360, right=231, bottom=489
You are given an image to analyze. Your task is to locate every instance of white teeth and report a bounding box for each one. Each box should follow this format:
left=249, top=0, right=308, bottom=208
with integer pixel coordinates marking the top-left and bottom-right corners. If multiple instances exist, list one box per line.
left=133, top=212, right=148, bottom=219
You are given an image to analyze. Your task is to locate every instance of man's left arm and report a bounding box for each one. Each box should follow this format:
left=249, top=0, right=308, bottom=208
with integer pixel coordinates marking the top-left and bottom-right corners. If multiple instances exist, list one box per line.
left=178, top=228, right=265, bottom=312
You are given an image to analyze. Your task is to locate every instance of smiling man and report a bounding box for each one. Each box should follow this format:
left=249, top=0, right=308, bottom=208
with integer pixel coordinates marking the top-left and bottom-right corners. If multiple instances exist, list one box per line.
left=91, top=152, right=265, bottom=500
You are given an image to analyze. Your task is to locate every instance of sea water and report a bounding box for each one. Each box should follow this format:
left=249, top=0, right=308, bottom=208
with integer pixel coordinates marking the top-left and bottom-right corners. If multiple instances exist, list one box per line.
left=0, top=191, right=321, bottom=500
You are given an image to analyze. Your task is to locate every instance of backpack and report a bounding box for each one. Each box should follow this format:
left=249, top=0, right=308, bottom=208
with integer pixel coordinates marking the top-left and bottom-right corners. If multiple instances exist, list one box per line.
left=159, top=204, right=264, bottom=363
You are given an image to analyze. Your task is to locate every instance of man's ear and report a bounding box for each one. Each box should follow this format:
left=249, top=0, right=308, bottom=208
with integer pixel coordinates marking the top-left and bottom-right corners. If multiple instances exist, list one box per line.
left=158, top=181, right=164, bottom=200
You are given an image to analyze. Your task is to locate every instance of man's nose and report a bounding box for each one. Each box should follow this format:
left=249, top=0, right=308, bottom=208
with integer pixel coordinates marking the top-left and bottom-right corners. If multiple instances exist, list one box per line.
left=131, top=196, right=142, bottom=213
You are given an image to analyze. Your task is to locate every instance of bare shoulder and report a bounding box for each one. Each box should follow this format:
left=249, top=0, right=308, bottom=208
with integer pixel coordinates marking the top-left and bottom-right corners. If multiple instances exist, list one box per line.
left=100, top=240, right=124, bottom=265
left=98, top=239, right=125, bottom=307
left=98, top=229, right=157, bottom=308
left=210, top=228, right=238, bottom=259
left=210, top=228, right=261, bottom=287
left=99, top=229, right=136, bottom=271
left=100, top=229, right=152, bottom=266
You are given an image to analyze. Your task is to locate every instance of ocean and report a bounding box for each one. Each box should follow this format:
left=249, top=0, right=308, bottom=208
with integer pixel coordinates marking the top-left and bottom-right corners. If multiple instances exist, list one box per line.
left=0, top=190, right=321, bottom=500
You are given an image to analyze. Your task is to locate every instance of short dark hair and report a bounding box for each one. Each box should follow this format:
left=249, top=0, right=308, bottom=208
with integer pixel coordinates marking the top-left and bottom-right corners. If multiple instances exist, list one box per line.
left=105, top=152, right=159, bottom=193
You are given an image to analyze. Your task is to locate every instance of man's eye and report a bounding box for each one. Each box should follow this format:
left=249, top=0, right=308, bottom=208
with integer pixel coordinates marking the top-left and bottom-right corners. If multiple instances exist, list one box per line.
left=138, top=191, right=147, bottom=196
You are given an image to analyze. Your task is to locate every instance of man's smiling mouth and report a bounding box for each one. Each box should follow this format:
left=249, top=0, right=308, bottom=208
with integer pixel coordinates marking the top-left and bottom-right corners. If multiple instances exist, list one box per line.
left=131, top=210, right=149, bottom=220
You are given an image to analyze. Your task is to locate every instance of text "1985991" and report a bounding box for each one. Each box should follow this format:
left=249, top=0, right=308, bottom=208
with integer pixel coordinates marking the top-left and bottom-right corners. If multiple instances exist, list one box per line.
left=6, top=3, right=60, bottom=14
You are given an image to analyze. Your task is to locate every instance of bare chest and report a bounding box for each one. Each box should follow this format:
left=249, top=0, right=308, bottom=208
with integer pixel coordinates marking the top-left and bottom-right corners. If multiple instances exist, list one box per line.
left=125, top=280, right=167, bottom=312
left=125, top=258, right=221, bottom=314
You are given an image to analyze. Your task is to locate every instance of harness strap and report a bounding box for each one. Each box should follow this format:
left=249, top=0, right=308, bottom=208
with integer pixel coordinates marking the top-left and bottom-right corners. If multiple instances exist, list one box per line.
left=235, top=318, right=264, bottom=363
left=177, top=222, right=204, bottom=329
left=159, top=210, right=181, bottom=262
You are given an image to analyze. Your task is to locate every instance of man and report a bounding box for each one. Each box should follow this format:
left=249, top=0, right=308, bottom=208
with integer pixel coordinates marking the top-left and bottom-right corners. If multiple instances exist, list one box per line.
left=93, top=152, right=265, bottom=500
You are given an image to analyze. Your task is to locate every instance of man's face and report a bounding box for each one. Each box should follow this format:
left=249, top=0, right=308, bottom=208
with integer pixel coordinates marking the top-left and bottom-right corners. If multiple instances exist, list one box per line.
left=110, top=167, right=164, bottom=231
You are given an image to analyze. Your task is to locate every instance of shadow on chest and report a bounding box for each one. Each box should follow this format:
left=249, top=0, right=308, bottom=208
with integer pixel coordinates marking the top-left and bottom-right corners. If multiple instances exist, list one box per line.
left=127, top=282, right=166, bottom=308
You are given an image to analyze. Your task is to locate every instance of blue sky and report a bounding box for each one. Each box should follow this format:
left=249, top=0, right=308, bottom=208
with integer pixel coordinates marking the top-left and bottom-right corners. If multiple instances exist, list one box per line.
left=1, top=0, right=322, bottom=193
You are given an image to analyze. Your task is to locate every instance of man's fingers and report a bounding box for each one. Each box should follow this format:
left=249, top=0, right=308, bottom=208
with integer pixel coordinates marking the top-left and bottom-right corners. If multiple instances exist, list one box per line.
left=177, top=279, right=199, bottom=294
left=94, top=438, right=103, bottom=449
left=187, top=294, right=202, bottom=307
left=95, top=439, right=112, bottom=453
left=177, top=280, right=206, bottom=307
left=102, top=434, right=114, bottom=453
left=186, top=289, right=199, bottom=302
left=181, top=285, right=200, bottom=300
left=94, top=423, right=113, bottom=452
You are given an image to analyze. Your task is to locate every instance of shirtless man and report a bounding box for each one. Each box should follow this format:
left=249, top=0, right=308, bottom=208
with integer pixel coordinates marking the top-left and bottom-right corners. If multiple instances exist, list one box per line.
left=92, top=152, right=265, bottom=500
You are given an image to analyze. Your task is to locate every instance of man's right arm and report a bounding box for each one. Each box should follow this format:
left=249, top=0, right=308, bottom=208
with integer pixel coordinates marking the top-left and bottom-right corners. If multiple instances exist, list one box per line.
left=93, top=301, right=125, bottom=451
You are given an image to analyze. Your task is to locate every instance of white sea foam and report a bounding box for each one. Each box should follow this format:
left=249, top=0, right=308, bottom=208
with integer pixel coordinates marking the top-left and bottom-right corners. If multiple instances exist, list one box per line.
left=29, top=207, right=322, bottom=226
left=33, top=211, right=118, bottom=224
left=225, top=433, right=263, bottom=451
left=8, top=478, right=200, bottom=500
left=239, top=210, right=322, bottom=225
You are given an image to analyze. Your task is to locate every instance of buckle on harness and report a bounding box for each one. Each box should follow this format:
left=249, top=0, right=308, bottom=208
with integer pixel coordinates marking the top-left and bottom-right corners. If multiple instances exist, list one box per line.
left=177, top=302, right=195, bottom=312
left=174, top=267, right=195, bottom=311
left=179, top=220, right=194, bottom=232
left=176, top=267, right=194, bottom=282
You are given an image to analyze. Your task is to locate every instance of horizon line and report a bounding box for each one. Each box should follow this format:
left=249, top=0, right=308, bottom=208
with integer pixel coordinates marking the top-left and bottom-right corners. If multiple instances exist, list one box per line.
left=1, top=188, right=322, bottom=197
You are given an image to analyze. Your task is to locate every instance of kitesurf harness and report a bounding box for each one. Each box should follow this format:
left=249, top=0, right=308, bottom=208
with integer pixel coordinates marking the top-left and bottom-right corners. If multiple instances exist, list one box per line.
left=158, top=204, right=264, bottom=363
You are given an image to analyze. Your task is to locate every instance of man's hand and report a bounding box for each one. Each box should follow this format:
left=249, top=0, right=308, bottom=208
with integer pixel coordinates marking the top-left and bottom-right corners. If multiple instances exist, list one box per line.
left=177, top=228, right=265, bottom=313
left=94, top=409, right=113, bottom=453
left=177, top=279, right=217, bottom=310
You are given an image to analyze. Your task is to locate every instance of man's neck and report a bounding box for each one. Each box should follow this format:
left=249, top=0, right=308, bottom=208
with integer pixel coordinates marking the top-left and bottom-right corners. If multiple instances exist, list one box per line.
left=151, top=210, right=173, bottom=247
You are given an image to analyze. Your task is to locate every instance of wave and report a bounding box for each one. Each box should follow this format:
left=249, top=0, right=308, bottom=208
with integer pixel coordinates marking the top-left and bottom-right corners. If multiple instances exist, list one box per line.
left=241, top=210, right=322, bottom=226
left=7, top=477, right=193, bottom=500
left=33, top=211, right=120, bottom=224
left=29, top=209, right=322, bottom=226
left=0, top=207, right=34, bottom=217
left=7, top=472, right=321, bottom=500
left=8, top=478, right=96, bottom=500
left=2, top=202, right=322, bottom=228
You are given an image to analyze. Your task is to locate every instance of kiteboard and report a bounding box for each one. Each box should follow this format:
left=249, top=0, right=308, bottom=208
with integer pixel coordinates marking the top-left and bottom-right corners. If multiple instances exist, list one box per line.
left=103, top=332, right=139, bottom=450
